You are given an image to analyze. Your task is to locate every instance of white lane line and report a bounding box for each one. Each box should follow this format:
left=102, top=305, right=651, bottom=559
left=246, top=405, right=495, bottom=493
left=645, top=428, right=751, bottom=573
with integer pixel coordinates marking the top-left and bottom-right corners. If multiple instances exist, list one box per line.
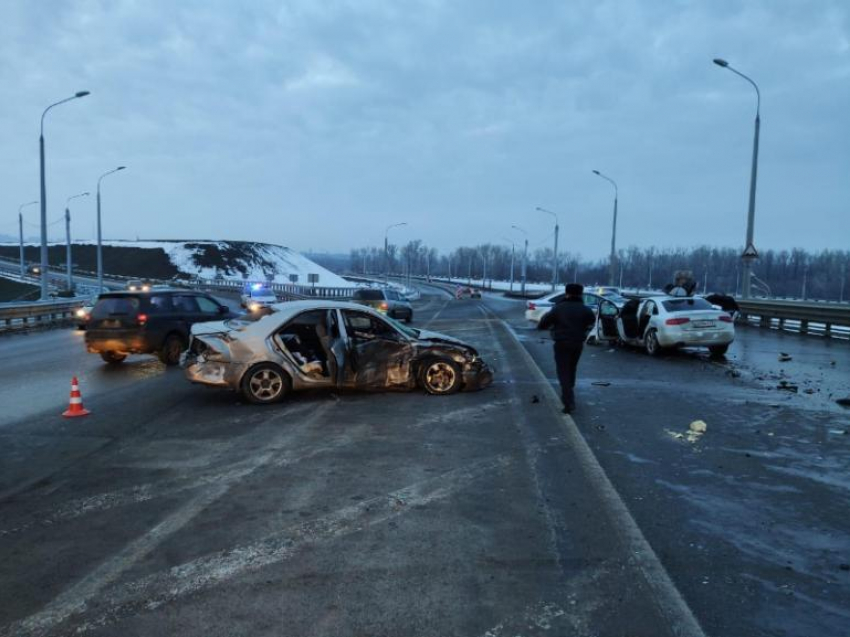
left=1, top=402, right=336, bottom=637
left=423, top=299, right=451, bottom=328
left=480, top=305, right=708, bottom=637
left=3, top=455, right=511, bottom=637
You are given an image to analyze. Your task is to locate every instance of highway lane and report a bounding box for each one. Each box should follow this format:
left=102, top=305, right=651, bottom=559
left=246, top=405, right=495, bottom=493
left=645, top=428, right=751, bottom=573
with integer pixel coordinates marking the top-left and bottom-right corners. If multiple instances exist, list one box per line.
left=0, top=288, right=847, bottom=636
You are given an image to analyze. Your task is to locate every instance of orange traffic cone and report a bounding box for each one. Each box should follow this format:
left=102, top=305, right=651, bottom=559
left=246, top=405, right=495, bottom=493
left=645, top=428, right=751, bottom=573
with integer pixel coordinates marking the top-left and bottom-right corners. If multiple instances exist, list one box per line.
left=62, top=376, right=90, bottom=418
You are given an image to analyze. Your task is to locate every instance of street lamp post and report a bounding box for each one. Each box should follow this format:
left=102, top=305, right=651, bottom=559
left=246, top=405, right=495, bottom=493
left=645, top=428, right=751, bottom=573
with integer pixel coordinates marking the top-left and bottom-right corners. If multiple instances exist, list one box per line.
left=40, top=91, right=90, bottom=300
left=65, top=192, right=89, bottom=291
left=96, top=166, right=126, bottom=293
left=536, top=207, right=560, bottom=290
left=714, top=58, right=761, bottom=300
left=511, top=225, right=528, bottom=296
left=384, top=222, right=406, bottom=284
left=500, top=237, right=516, bottom=292
left=18, top=201, right=38, bottom=277
left=592, top=170, right=618, bottom=287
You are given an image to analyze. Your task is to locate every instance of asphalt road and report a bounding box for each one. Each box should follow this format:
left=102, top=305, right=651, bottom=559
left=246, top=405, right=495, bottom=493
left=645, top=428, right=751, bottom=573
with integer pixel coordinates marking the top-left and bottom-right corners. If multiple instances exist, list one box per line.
left=1, top=287, right=848, bottom=637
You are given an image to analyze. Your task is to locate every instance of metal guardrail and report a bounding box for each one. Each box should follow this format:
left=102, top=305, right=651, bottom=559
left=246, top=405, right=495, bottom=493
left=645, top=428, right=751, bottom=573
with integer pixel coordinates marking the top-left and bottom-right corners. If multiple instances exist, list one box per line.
left=737, top=299, right=850, bottom=339
left=0, top=300, right=83, bottom=333
left=192, top=278, right=354, bottom=300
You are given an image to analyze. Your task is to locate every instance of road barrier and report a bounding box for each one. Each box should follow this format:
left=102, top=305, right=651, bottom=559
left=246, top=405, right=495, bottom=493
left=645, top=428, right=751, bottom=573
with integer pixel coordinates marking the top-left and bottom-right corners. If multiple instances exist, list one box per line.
left=0, top=299, right=83, bottom=333
left=192, top=278, right=354, bottom=300
left=737, top=299, right=850, bottom=340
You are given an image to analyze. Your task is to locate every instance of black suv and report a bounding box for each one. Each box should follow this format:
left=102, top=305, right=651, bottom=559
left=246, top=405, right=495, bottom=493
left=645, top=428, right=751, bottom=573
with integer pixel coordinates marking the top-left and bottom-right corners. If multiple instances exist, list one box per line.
left=85, top=289, right=235, bottom=365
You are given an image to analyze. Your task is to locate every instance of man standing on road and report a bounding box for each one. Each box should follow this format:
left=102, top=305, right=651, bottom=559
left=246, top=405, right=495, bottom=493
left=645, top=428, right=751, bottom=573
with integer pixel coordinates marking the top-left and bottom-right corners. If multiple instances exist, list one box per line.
left=538, top=283, right=596, bottom=414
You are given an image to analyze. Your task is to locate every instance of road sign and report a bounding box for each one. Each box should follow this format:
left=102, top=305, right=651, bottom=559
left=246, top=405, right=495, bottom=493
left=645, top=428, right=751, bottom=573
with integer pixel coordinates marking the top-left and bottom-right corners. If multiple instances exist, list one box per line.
left=308, top=273, right=319, bottom=284
left=741, top=243, right=759, bottom=260
left=288, top=274, right=299, bottom=283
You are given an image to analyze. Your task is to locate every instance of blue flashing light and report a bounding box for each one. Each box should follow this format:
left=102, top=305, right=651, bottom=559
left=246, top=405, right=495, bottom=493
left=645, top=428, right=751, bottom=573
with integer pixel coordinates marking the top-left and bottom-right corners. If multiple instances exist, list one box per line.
left=251, top=283, right=263, bottom=291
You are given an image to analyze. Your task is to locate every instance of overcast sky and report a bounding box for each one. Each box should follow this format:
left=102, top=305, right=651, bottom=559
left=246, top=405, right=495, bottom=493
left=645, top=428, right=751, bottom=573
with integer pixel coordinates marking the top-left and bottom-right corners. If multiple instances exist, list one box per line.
left=1, top=0, right=848, bottom=260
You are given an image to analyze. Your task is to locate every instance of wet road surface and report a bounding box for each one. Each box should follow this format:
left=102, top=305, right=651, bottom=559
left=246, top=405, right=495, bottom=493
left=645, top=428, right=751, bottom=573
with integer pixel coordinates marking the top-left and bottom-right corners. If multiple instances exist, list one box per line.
left=1, top=287, right=848, bottom=636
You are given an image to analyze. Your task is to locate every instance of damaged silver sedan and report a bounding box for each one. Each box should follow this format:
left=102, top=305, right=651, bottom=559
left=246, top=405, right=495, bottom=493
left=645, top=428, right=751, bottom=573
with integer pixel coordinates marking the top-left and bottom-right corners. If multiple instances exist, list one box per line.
left=182, top=300, right=494, bottom=404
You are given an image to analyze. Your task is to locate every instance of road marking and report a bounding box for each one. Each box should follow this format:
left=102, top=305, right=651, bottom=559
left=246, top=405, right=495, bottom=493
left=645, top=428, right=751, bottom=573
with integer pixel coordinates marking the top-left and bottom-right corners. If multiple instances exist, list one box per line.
left=2, top=455, right=511, bottom=637
left=479, top=304, right=708, bottom=637
left=1, top=402, right=336, bottom=637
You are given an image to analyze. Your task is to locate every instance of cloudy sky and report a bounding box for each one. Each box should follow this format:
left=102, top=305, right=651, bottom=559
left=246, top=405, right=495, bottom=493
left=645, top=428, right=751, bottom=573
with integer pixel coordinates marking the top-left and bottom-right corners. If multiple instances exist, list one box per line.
left=1, top=0, right=848, bottom=259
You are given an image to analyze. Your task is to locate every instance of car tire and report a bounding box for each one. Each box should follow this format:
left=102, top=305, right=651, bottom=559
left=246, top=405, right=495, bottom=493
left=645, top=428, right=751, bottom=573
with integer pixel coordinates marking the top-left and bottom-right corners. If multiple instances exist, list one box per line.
left=241, top=363, right=291, bottom=405
left=645, top=329, right=663, bottom=357
left=100, top=351, right=127, bottom=364
left=709, top=344, right=729, bottom=357
left=158, top=334, right=186, bottom=366
left=419, top=358, right=462, bottom=395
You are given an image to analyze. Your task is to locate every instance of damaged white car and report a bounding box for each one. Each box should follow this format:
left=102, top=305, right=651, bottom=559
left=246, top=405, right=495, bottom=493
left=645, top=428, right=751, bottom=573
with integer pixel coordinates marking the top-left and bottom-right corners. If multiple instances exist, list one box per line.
left=597, top=295, right=735, bottom=357
left=182, top=300, right=494, bottom=404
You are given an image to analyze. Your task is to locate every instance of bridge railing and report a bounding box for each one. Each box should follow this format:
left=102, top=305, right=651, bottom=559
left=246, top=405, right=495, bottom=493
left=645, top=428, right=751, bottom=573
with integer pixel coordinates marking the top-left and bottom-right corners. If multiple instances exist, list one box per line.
left=0, top=300, right=83, bottom=333
left=737, top=299, right=850, bottom=339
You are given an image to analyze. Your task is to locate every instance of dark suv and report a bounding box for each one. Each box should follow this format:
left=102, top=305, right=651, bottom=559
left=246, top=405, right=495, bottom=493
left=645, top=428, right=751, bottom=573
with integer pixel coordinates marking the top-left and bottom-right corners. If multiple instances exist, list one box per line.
left=351, top=288, right=413, bottom=323
left=85, top=289, right=235, bottom=365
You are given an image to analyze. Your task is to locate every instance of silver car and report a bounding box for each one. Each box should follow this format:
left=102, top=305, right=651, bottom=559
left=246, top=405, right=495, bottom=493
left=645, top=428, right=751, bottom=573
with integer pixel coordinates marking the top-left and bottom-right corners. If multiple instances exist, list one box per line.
left=182, top=300, right=493, bottom=404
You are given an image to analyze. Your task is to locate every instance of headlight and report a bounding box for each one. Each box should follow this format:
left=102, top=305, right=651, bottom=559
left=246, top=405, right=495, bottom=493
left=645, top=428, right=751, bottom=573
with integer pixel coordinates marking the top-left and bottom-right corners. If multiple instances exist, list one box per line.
left=75, top=308, right=87, bottom=318
left=249, top=302, right=261, bottom=312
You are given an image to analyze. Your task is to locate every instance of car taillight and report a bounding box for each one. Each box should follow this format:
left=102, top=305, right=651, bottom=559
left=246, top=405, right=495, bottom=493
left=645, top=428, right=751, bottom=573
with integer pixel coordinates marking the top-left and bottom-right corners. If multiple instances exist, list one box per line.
left=528, top=302, right=537, bottom=310
left=719, top=315, right=733, bottom=323
left=665, top=317, right=690, bottom=326
left=380, top=302, right=389, bottom=310
left=137, top=313, right=148, bottom=325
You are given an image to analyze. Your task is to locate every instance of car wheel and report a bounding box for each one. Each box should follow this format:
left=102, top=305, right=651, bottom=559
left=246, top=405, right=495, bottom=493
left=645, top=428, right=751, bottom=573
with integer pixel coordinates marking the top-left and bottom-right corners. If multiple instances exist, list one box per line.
left=645, top=329, right=662, bottom=357
left=709, top=344, right=729, bottom=357
left=100, top=351, right=126, bottom=364
left=158, top=334, right=186, bottom=366
left=419, top=358, right=462, bottom=395
left=241, top=363, right=290, bottom=404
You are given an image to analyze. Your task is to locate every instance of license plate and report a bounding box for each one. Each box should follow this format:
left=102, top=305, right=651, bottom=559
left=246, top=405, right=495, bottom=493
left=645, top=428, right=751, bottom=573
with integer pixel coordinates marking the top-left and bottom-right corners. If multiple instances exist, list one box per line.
left=693, top=320, right=714, bottom=328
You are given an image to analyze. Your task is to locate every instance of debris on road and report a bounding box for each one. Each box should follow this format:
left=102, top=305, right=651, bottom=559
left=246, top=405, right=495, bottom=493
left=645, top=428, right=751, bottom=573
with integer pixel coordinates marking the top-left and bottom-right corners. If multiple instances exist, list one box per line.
left=531, top=395, right=540, bottom=404
left=836, top=397, right=850, bottom=408
left=779, top=353, right=792, bottom=362
left=665, top=420, right=708, bottom=444
left=591, top=381, right=611, bottom=387
left=777, top=380, right=799, bottom=393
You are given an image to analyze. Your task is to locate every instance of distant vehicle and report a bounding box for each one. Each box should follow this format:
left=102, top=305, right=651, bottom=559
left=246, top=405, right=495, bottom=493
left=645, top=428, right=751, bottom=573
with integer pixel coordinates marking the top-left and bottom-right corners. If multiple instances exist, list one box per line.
left=351, top=288, right=413, bottom=323
left=126, top=280, right=151, bottom=292
left=85, top=289, right=236, bottom=365
left=597, top=295, right=735, bottom=357
left=589, top=286, right=622, bottom=297
left=241, top=283, right=278, bottom=313
left=526, top=290, right=626, bottom=325
left=182, top=300, right=493, bottom=404
left=75, top=303, right=94, bottom=330
left=455, top=286, right=481, bottom=299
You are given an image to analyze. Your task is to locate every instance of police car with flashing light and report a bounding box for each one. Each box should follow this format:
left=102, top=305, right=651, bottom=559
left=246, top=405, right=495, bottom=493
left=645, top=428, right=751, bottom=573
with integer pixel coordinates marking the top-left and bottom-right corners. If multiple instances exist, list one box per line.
left=240, top=283, right=278, bottom=313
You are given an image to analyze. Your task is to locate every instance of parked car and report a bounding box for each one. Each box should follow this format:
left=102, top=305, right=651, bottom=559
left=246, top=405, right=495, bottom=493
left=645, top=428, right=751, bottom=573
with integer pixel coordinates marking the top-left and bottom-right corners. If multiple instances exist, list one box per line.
left=183, top=300, right=493, bottom=403
left=85, top=289, right=236, bottom=365
left=240, top=284, right=278, bottom=313
left=597, top=295, right=735, bottom=356
left=126, top=280, right=151, bottom=292
left=455, top=286, right=481, bottom=299
left=525, top=290, right=627, bottom=325
left=351, top=288, right=414, bottom=323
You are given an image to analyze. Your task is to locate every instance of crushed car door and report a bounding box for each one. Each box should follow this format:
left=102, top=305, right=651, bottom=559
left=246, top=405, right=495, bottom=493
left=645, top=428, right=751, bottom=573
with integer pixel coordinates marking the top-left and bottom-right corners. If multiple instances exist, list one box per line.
left=340, top=310, right=412, bottom=388
left=597, top=300, right=620, bottom=342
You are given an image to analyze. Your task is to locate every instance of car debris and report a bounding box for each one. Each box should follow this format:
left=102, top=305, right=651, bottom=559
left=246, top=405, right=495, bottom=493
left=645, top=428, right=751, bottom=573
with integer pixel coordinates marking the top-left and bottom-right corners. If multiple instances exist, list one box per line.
left=531, top=395, right=540, bottom=403
left=591, top=381, right=612, bottom=387
left=778, top=353, right=792, bottom=362
left=777, top=380, right=798, bottom=393
left=665, top=420, right=708, bottom=444
left=836, top=398, right=850, bottom=408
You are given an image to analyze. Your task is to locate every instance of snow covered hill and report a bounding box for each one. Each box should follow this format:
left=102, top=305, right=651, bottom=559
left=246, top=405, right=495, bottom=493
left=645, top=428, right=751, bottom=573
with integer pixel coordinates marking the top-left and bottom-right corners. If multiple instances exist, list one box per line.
left=0, top=240, right=354, bottom=288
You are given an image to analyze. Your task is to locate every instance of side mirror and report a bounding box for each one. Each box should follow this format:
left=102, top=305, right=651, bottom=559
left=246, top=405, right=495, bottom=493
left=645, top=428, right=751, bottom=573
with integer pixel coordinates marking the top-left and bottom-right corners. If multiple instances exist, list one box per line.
left=218, top=305, right=229, bottom=315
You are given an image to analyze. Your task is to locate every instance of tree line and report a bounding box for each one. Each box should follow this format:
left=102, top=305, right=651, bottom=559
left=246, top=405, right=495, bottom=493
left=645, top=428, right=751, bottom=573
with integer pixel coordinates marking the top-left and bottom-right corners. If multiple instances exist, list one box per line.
left=345, top=242, right=850, bottom=301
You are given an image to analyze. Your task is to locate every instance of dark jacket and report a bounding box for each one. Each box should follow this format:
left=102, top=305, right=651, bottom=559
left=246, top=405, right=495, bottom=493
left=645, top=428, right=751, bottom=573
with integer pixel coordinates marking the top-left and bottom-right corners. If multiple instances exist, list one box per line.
left=538, top=297, right=596, bottom=346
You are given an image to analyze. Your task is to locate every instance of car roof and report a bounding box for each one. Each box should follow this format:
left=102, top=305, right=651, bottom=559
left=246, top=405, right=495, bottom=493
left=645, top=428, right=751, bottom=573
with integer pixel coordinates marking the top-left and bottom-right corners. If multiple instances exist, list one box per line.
left=229, top=300, right=388, bottom=335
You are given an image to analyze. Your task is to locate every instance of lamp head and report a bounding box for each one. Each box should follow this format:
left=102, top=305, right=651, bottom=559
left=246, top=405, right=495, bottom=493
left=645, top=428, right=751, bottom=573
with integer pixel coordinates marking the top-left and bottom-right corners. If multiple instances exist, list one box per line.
left=116, top=166, right=126, bottom=171
left=713, top=58, right=729, bottom=68
left=592, top=169, right=600, bottom=175
left=75, top=90, right=91, bottom=98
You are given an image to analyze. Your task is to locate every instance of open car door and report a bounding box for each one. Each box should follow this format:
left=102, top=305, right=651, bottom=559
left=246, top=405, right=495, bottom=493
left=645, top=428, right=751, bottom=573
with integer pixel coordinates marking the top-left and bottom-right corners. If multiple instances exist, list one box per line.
left=340, top=310, right=414, bottom=389
left=597, top=299, right=620, bottom=343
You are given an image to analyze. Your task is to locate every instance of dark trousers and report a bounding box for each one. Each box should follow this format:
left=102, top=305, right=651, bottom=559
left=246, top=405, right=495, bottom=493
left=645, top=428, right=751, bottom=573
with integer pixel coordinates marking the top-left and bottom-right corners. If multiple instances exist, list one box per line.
left=553, top=341, right=583, bottom=409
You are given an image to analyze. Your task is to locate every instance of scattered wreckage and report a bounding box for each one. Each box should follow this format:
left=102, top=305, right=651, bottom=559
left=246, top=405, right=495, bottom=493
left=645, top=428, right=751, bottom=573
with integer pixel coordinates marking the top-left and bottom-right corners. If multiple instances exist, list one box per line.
left=182, top=300, right=493, bottom=403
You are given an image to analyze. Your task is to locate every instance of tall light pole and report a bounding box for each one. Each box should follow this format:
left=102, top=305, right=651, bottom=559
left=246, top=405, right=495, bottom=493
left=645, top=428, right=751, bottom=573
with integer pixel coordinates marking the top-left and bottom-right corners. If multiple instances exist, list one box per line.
left=384, top=222, right=406, bottom=284
left=714, top=58, right=761, bottom=300
left=592, top=169, right=618, bottom=287
left=96, top=166, right=126, bottom=293
left=40, top=91, right=90, bottom=300
left=65, top=192, right=89, bottom=291
left=511, top=225, right=528, bottom=296
left=18, top=201, right=38, bottom=277
left=501, top=237, right=516, bottom=292
left=536, top=206, right=560, bottom=290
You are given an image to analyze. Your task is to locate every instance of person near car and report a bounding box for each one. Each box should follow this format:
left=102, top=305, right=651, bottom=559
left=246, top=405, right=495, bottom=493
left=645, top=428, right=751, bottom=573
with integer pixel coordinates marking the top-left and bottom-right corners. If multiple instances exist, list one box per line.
left=538, top=283, right=596, bottom=414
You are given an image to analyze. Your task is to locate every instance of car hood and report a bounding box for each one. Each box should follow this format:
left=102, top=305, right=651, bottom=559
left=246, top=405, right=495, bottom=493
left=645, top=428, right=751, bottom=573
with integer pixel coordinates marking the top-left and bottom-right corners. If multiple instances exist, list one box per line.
left=413, top=329, right=476, bottom=353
